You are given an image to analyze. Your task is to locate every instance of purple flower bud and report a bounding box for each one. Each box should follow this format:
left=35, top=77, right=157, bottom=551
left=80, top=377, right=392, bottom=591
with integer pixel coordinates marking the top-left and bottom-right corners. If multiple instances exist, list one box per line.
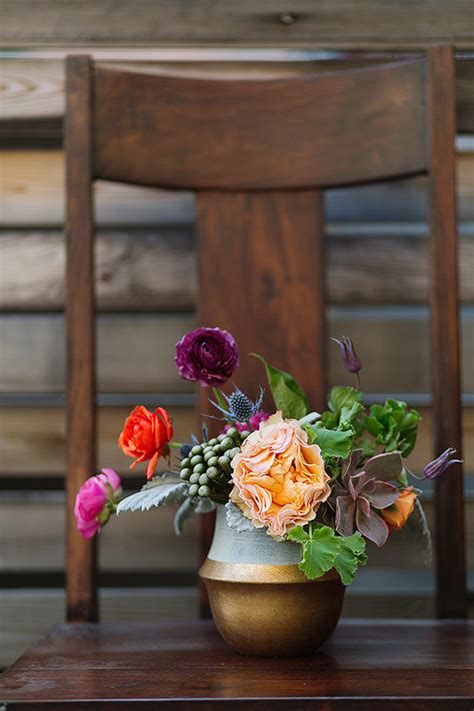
left=175, top=326, right=239, bottom=388
left=331, top=336, right=362, bottom=374
left=423, top=448, right=462, bottom=479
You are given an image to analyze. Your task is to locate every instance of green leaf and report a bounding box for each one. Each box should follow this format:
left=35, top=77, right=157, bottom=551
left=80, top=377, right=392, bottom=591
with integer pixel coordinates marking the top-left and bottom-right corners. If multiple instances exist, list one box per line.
left=397, top=467, right=409, bottom=486
left=251, top=353, right=309, bottom=419
left=364, top=415, right=384, bottom=437
left=304, top=423, right=354, bottom=459
left=365, top=399, right=421, bottom=459
left=334, top=532, right=368, bottom=585
left=287, top=525, right=310, bottom=544
left=289, top=525, right=367, bottom=585
left=328, top=386, right=362, bottom=414
left=212, top=387, right=228, bottom=411
left=292, top=525, right=342, bottom=580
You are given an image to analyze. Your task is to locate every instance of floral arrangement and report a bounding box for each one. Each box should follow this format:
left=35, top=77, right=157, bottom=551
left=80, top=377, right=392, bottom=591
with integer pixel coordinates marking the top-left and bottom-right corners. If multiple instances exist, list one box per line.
left=75, top=327, right=460, bottom=585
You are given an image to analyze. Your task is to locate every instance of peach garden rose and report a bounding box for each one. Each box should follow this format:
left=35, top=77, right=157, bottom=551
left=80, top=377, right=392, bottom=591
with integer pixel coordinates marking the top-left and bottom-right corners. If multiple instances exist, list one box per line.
left=230, top=412, right=331, bottom=539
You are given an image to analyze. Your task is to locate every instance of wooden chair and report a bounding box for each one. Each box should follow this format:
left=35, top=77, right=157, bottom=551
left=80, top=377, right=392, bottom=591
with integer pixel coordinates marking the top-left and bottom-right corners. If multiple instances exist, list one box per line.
left=1, top=46, right=472, bottom=707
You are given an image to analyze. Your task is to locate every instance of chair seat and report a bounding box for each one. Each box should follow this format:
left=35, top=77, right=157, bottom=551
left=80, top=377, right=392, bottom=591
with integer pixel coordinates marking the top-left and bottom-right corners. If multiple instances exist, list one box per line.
left=0, top=619, right=473, bottom=708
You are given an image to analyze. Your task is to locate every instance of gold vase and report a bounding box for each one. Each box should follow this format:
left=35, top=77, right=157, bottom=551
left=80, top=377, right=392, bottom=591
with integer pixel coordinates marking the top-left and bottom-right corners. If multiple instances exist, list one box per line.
left=199, top=506, right=345, bottom=657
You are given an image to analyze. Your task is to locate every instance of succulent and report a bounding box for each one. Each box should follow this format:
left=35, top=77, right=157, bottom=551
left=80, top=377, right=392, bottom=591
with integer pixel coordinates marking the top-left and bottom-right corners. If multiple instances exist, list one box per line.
left=331, top=450, right=402, bottom=547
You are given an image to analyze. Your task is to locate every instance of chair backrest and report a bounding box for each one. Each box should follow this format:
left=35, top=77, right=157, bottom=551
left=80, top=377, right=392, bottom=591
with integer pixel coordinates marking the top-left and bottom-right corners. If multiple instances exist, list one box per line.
left=65, top=46, right=466, bottom=623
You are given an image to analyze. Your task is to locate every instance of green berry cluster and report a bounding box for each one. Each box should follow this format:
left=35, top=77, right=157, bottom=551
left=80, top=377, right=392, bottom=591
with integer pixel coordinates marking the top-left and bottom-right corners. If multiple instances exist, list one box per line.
left=179, top=427, right=250, bottom=503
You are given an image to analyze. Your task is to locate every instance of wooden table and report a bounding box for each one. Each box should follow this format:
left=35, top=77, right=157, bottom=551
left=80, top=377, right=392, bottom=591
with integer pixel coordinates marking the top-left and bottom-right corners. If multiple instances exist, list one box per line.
left=0, top=619, right=473, bottom=709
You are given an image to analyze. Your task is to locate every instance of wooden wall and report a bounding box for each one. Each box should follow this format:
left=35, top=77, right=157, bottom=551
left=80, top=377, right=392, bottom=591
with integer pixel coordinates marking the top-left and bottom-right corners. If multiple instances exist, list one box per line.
left=1, top=0, right=474, bottom=668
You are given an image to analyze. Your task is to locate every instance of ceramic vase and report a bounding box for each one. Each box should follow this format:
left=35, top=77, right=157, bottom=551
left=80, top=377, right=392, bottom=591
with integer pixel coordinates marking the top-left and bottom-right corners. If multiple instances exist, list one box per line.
left=199, top=505, right=345, bottom=657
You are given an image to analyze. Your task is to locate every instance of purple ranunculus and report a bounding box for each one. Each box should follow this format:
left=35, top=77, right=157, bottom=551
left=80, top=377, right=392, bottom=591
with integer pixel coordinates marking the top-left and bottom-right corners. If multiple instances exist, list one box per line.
left=175, top=327, right=239, bottom=387
left=423, top=448, right=462, bottom=479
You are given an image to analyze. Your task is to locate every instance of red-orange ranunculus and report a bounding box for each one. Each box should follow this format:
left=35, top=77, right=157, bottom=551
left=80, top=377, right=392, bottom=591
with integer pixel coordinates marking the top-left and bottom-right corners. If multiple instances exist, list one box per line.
left=118, top=406, right=173, bottom=480
left=381, top=487, right=417, bottom=531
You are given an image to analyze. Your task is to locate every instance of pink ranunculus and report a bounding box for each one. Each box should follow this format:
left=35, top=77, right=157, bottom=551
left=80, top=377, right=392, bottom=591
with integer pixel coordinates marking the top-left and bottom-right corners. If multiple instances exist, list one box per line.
left=74, top=469, right=122, bottom=539
left=224, top=411, right=270, bottom=434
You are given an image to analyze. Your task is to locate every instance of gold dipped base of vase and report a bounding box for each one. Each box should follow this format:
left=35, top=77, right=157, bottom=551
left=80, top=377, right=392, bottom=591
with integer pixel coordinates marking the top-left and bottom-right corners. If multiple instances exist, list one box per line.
left=199, top=558, right=345, bottom=657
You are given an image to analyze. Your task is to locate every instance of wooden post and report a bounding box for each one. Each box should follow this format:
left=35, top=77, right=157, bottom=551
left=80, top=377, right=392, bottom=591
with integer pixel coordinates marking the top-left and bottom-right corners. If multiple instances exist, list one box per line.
left=427, top=45, right=467, bottom=618
left=65, top=55, right=98, bottom=622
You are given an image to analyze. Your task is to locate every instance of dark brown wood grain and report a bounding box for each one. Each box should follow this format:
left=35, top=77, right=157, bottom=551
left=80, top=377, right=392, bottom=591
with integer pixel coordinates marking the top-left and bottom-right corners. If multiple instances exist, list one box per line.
left=197, top=191, right=327, bottom=409
left=94, top=60, right=427, bottom=189
left=65, top=55, right=97, bottom=622
left=2, top=1, right=474, bottom=49
left=2, top=52, right=474, bottom=137
left=0, top=620, right=473, bottom=708
left=426, top=46, right=467, bottom=618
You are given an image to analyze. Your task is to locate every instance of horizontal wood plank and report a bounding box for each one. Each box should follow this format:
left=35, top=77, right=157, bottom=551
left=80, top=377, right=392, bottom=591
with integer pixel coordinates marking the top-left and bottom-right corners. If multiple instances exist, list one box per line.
left=0, top=150, right=194, bottom=226
left=1, top=149, right=474, bottom=225
left=0, top=406, right=197, bottom=476
left=1, top=2, right=473, bottom=48
left=1, top=491, right=472, bottom=574
left=0, top=314, right=195, bottom=393
left=0, top=495, right=198, bottom=574
left=0, top=405, right=472, bottom=477
left=0, top=310, right=473, bottom=394
left=2, top=229, right=474, bottom=311
left=2, top=53, right=473, bottom=134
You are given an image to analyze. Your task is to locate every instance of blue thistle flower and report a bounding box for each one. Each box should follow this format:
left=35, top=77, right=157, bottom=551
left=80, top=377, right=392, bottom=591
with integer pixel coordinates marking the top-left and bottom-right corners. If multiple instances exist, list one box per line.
left=209, top=387, right=265, bottom=425
left=180, top=443, right=193, bottom=458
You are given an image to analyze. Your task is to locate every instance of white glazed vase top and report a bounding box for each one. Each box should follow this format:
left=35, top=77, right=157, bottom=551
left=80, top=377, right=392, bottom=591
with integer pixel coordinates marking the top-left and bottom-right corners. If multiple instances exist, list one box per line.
left=207, top=504, right=303, bottom=566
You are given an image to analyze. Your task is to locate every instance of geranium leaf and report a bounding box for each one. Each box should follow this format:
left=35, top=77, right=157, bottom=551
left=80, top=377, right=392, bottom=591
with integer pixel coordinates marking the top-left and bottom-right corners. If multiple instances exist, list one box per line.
left=251, top=353, right=309, bottom=420
left=295, top=525, right=341, bottom=580
left=287, top=525, right=310, bottom=544
left=334, top=532, right=368, bottom=585
left=304, top=423, right=354, bottom=459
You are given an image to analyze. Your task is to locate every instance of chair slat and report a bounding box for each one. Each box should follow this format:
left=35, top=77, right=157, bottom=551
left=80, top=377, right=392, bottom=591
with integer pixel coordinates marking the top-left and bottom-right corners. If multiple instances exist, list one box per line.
left=94, top=60, right=427, bottom=189
left=197, top=190, right=327, bottom=408
left=65, top=55, right=98, bottom=623
left=427, top=46, right=467, bottom=618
